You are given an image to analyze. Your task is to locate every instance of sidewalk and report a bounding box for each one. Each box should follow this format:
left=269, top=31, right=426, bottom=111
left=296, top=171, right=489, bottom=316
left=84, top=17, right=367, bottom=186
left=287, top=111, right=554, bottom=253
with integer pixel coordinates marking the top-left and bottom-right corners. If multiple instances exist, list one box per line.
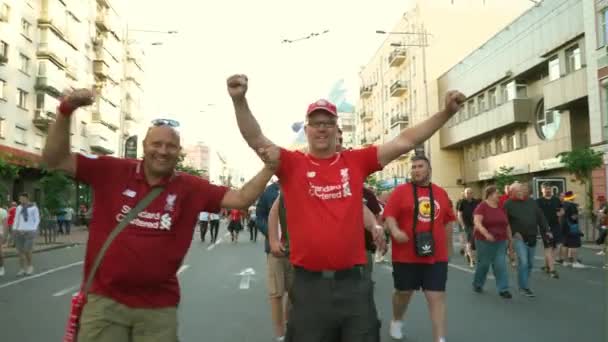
left=2, top=225, right=89, bottom=258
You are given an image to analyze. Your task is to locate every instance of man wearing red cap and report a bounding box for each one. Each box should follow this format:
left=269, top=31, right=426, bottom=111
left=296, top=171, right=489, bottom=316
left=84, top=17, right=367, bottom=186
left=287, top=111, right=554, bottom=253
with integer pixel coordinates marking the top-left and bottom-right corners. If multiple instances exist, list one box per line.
left=226, top=74, right=465, bottom=341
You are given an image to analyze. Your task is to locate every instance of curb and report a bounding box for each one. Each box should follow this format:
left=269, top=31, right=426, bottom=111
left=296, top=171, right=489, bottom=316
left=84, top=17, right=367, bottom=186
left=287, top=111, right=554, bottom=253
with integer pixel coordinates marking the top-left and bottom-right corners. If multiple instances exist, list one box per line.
left=2, top=243, right=81, bottom=258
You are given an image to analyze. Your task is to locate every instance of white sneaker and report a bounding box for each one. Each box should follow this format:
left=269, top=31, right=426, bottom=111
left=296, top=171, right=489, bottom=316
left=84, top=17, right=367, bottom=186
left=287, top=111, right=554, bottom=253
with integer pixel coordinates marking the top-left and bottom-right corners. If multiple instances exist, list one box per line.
left=0, top=267, right=4, bottom=276
left=389, top=320, right=404, bottom=340
left=25, top=266, right=34, bottom=275
left=16, top=269, right=25, bottom=276
left=563, top=261, right=572, bottom=267
left=275, top=337, right=285, bottom=342
left=572, top=262, right=585, bottom=269
left=596, top=250, right=605, bottom=256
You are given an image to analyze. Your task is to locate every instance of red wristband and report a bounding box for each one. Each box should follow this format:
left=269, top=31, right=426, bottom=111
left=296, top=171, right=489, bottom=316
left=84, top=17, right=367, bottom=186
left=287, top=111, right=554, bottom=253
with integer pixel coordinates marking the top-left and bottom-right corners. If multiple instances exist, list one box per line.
left=58, top=101, right=76, bottom=116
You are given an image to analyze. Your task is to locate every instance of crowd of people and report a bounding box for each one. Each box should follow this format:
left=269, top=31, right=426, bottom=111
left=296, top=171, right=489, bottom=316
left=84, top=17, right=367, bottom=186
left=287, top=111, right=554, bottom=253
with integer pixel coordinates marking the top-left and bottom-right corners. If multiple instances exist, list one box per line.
left=0, top=74, right=599, bottom=342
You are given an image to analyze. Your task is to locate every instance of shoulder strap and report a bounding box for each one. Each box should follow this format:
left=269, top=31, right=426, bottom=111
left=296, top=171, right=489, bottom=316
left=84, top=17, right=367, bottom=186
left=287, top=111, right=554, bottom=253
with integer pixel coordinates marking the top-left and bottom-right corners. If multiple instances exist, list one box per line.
left=82, top=186, right=164, bottom=294
left=412, top=183, right=435, bottom=235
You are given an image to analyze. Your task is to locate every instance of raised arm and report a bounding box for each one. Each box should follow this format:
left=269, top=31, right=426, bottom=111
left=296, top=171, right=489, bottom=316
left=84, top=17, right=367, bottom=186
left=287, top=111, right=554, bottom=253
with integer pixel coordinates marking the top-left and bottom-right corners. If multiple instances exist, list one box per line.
left=220, top=146, right=280, bottom=209
left=226, top=74, right=276, bottom=153
left=377, top=90, right=465, bottom=167
left=42, top=89, right=95, bottom=176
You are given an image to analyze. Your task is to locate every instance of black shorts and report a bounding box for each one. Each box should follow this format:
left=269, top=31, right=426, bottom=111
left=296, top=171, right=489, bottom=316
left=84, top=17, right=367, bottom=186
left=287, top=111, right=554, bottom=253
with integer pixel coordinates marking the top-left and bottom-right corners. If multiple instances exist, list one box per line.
left=392, top=262, right=448, bottom=292
left=542, top=226, right=563, bottom=249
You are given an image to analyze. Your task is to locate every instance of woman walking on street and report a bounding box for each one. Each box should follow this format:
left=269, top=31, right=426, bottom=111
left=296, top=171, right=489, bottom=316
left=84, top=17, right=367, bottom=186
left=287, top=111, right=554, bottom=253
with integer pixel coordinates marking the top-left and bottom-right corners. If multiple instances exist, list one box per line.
left=472, top=185, right=513, bottom=299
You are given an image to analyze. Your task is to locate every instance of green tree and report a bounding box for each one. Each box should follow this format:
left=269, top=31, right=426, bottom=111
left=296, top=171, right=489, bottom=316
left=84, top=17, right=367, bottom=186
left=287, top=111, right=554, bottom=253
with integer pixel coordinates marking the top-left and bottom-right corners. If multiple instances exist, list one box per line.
left=39, top=170, right=73, bottom=218
left=365, top=174, right=380, bottom=191
left=0, top=154, right=21, bottom=200
left=557, top=148, right=604, bottom=219
left=493, top=166, right=517, bottom=194
left=175, top=153, right=205, bottom=177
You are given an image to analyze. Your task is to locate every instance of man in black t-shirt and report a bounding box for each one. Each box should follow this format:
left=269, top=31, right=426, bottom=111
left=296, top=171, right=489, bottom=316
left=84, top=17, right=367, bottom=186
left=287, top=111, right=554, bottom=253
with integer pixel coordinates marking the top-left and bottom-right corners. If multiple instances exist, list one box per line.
left=456, top=188, right=480, bottom=268
left=536, top=183, right=563, bottom=278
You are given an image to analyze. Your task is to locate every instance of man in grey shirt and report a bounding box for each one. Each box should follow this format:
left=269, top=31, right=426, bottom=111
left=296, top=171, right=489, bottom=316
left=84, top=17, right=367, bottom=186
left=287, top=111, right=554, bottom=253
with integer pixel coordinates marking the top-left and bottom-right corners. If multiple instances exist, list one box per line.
left=503, top=183, right=550, bottom=298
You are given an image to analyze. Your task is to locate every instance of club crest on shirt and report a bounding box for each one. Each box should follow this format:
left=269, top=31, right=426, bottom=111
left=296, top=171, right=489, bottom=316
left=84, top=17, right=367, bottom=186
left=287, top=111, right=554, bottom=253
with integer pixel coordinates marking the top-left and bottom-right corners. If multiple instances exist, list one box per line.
left=417, top=196, right=440, bottom=222
left=307, top=171, right=316, bottom=178
left=165, top=194, right=177, bottom=212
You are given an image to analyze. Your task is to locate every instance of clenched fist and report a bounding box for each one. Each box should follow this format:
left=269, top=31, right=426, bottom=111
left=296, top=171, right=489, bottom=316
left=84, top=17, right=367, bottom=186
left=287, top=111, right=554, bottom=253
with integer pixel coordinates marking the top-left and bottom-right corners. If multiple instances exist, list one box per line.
left=227, top=74, right=248, bottom=101
left=443, top=90, right=466, bottom=116
left=258, top=145, right=280, bottom=171
left=62, top=88, right=95, bottom=109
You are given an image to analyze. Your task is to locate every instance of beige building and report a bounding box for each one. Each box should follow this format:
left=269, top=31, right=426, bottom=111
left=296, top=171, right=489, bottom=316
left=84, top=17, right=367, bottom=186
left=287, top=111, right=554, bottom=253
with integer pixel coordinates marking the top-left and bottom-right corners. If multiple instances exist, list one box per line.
left=437, top=0, right=589, bottom=204
left=183, top=141, right=210, bottom=180
left=583, top=0, right=608, bottom=204
left=338, top=111, right=355, bottom=148
left=356, top=0, right=533, bottom=186
left=0, top=0, right=144, bottom=164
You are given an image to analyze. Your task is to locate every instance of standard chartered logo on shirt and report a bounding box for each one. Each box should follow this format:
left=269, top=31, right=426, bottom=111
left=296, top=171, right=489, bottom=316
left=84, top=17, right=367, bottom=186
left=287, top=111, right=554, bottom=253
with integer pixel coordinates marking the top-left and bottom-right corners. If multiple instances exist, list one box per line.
left=307, top=168, right=353, bottom=200
left=116, top=205, right=173, bottom=231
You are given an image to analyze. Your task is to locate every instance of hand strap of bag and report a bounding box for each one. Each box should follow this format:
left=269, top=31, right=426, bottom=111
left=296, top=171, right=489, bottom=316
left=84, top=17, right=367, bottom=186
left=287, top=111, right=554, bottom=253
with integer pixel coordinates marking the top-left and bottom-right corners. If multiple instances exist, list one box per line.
left=82, top=186, right=164, bottom=294
left=412, top=183, right=435, bottom=235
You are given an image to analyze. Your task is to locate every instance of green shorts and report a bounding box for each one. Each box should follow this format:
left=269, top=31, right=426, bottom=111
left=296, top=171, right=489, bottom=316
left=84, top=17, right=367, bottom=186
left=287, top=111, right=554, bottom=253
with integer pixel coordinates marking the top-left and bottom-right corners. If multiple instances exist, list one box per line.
left=77, top=294, right=178, bottom=342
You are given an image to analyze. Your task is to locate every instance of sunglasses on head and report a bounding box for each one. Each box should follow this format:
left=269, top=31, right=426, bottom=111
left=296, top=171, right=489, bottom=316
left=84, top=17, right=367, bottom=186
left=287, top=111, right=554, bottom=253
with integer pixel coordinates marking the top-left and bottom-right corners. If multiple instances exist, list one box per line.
left=151, top=118, right=180, bottom=127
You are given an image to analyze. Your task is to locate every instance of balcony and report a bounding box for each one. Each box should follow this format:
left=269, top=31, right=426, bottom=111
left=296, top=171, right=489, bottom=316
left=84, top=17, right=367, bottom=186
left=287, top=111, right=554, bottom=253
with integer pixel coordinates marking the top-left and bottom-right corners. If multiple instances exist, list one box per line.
left=544, top=67, right=587, bottom=111
left=390, top=80, right=408, bottom=97
left=388, top=49, right=406, bottom=67
left=359, top=111, right=372, bottom=122
left=360, top=86, right=373, bottom=99
left=88, top=123, right=117, bottom=155
left=38, top=28, right=68, bottom=68
left=35, top=60, right=66, bottom=97
left=93, top=60, right=109, bottom=78
left=97, top=84, right=120, bottom=107
left=94, top=32, right=122, bottom=61
left=390, top=115, right=409, bottom=128
left=93, top=97, right=120, bottom=129
left=0, top=54, right=7, bottom=65
left=125, top=62, right=143, bottom=84
left=95, top=9, right=109, bottom=32
left=38, top=0, right=67, bottom=36
left=440, top=98, right=533, bottom=148
left=33, top=94, right=59, bottom=131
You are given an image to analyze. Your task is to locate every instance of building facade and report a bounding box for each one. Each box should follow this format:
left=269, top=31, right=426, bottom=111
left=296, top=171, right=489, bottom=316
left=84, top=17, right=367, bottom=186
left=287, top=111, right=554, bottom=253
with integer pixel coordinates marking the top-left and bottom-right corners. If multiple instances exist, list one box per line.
left=583, top=0, right=608, bottom=206
left=437, top=0, right=589, bottom=204
left=338, top=111, right=355, bottom=148
left=0, top=0, right=143, bottom=162
left=356, top=0, right=534, bottom=188
left=183, top=141, right=210, bottom=180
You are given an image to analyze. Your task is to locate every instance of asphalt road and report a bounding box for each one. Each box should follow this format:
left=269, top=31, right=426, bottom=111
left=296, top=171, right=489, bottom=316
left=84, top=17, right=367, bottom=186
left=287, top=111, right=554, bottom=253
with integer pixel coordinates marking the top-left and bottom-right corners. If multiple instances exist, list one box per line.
left=0, top=224, right=606, bottom=341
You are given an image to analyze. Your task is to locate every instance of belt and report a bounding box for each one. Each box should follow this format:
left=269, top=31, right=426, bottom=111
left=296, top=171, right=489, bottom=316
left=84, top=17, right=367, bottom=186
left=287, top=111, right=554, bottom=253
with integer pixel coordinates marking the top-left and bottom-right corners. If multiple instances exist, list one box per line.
left=294, top=265, right=364, bottom=280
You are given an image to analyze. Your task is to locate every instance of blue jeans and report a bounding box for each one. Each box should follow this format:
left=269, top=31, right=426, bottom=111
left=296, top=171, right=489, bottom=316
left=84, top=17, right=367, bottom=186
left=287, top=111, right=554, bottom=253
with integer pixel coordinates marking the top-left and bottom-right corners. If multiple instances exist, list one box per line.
left=513, top=239, right=536, bottom=290
left=473, top=240, right=509, bottom=293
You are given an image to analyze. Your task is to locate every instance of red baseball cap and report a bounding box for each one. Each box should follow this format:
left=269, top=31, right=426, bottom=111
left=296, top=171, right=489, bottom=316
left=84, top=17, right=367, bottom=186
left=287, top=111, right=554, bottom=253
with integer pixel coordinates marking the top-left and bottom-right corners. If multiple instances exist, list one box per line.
left=306, top=99, right=338, bottom=117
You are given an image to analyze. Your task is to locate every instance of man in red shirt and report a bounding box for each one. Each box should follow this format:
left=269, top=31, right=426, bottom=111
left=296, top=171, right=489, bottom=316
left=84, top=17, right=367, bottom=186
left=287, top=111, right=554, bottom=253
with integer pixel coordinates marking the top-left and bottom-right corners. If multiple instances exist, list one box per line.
left=228, top=208, right=244, bottom=242
left=42, top=89, right=279, bottom=342
left=227, top=74, right=465, bottom=341
left=383, top=155, right=456, bottom=342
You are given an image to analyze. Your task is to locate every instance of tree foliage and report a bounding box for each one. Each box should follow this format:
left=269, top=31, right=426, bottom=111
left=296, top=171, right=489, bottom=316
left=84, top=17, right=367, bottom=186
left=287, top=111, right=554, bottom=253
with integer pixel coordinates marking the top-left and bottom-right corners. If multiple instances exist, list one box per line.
left=493, top=166, right=517, bottom=194
left=175, top=153, right=206, bottom=177
left=39, top=170, right=73, bottom=218
left=557, top=148, right=604, bottom=216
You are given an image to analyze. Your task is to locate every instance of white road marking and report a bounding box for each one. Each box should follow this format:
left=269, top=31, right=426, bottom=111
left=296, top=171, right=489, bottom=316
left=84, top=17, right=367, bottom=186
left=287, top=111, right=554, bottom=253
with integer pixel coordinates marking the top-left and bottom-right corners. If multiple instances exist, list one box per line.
left=533, top=256, right=599, bottom=269
left=52, top=284, right=80, bottom=297
left=382, top=263, right=495, bottom=279
left=177, top=264, right=190, bottom=275
left=0, top=261, right=83, bottom=290
left=237, top=268, right=256, bottom=290
left=207, top=232, right=231, bottom=251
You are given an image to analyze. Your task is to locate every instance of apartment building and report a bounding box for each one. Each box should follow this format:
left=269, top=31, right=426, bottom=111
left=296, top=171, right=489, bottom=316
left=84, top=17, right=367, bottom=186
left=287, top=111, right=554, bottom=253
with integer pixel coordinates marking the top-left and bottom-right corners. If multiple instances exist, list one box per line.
left=338, top=111, right=355, bottom=148
left=583, top=0, right=608, bottom=204
left=0, top=0, right=144, bottom=198
left=437, top=0, right=590, bottom=204
left=183, top=141, right=210, bottom=180
left=356, top=0, right=533, bottom=187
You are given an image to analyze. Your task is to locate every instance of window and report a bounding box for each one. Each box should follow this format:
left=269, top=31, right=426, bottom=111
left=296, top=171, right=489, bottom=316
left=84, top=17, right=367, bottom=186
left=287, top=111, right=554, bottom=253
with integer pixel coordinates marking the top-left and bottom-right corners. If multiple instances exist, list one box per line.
left=519, top=130, right=528, bottom=148
left=412, top=56, right=416, bottom=77
left=0, top=79, right=5, bottom=99
left=500, top=83, right=509, bottom=103
left=488, top=88, right=497, bottom=109
left=503, top=81, right=527, bottom=101
left=478, top=94, right=486, bottom=112
left=17, top=89, right=28, bottom=109
left=14, top=126, right=26, bottom=145
left=549, top=57, right=560, bottom=81
left=34, top=134, right=43, bottom=150
left=601, top=9, right=608, bottom=46
left=496, top=136, right=504, bottom=154
left=535, top=101, right=561, bottom=140
left=0, top=40, right=7, bottom=58
left=21, top=19, right=31, bottom=39
left=19, top=54, right=29, bottom=74
left=0, top=118, right=4, bottom=138
left=485, top=141, right=493, bottom=157
left=0, top=3, right=9, bottom=22
left=506, top=133, right=515, bottom=151
left=565, top=46, right=582, bottom=73
left=467, top=100, right=476, bottom=117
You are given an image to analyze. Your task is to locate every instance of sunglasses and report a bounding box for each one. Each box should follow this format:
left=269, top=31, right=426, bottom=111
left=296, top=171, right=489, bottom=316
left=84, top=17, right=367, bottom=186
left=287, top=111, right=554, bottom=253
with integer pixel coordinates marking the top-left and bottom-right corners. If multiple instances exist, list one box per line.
left=151, top=118, right=180, bottom=127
